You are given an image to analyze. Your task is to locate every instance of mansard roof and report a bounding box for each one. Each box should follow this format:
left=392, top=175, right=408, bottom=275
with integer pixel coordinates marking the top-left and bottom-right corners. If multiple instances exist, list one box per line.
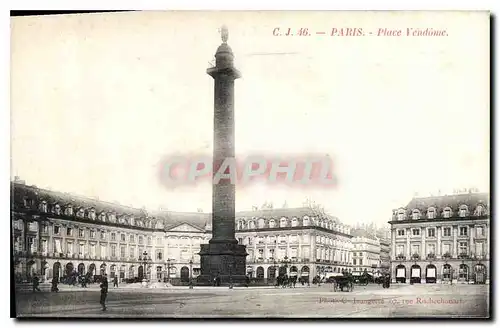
left=403, top=192, right=489, bottom=213
left=236, top=207, right=341, bottom=223
left=11, top=182, right=146, bottom=217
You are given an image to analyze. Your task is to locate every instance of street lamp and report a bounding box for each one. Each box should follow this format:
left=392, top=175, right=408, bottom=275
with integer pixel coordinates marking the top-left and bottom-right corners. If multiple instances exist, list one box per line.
left=189, top=259, right=193, bottom=289
left=166, top=258, right=174, bottom=284
left=140, top=251, right=152, bottom=284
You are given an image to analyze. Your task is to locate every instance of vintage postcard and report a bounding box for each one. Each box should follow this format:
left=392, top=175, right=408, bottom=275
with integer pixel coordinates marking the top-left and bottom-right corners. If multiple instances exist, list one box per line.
left=10, top=10, right=490, bottom=318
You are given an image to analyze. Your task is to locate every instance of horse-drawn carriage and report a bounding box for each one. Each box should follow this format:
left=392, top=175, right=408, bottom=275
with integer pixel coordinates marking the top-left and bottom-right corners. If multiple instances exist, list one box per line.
left=332, top=274, right=354, bottom=292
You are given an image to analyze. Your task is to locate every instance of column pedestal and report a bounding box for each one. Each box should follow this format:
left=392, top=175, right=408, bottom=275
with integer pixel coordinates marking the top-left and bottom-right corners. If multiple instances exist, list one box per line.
left=197, top=243, right=248, bottom=285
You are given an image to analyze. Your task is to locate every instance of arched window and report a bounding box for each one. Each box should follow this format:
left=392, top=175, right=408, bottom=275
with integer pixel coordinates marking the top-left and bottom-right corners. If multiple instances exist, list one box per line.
left=412, top=210, right=420, bottom=220
left=397, top=209, right=406, bottom=221
left=258, top=218, right=265, bottom=229
left=99, top=212, right=107, bottom=222
left=442, top=207, right=452, bottom=218
left=88, top=208, right=96, bottom=220
left=76, top=208, right=85, bottom=218
left=427, top=207, right=436, bottom=219
left=291, top=218, right=298, bottom=227
left=475, top=204, right=485, bottom=216
left=64, top=205, right=73, bottom=216
left=280, top=217, right=287, bottom=228
left=39, top=201, right=48, bottom=213
left=53, top=204, right=61, bottom=215
left=459, top=205, right=468, bottom=218
left=269, top=219, right=276, bottom=228
left=303, top=216, right=310, bottom=226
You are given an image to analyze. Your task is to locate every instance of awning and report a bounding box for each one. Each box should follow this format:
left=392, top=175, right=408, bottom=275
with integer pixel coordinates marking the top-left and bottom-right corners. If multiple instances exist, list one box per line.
left=352, top=272, right=361, bottom=276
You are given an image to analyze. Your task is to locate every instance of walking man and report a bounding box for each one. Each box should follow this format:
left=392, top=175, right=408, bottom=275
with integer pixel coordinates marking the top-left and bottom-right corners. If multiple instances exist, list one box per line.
left=100, top=274, right=109, bottom=311
left=113, top=276, right=118, bottom=288
left=32, top=276, right=41, bottom=292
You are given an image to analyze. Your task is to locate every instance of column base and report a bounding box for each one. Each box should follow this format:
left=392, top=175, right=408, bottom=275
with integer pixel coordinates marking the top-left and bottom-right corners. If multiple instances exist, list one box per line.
left=197, top=243, right=248, bottom=286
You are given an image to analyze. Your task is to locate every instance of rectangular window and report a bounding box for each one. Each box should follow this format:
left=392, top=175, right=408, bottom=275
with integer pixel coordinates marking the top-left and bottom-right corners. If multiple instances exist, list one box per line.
left=101, top=245, right=107, bottom=257
left=111, top=233, right=116, bottom=241
left=101, top=231, right=106, bottom=239
left=443, top=227, right=451, bottom=237
left=459, top=227, right=468, bottom=236
left=79, top=243, right=85, bottom=256
left=67, top=242, right=73, bottom=254
left=476, top=226, right=484, bottom=237
left=41, top=240, right=47, bottom=254
left=120, top=246, right=126, bottom=258
left=359, top=259, right=363, bottom=266
left=54, top=226, right=60, bottom=235
left=427, top=244, right=436, bottom=255
left=139, top=236, right=144, bottom=244
left=90, top=244, right=96, bottom=257
left=353, top=259, right=356, bottom=265
left=111, top=245, right=116, bottom=257
left=412, top=229, right=420, bottom=236
left=67, top=228, right=73, bottom=236
left=130, top=247, right=135, bottom=258
left=428, top=228, right=435, bottom=237
left=442, top=244, right=451, bottom=255
left=148, top=237, right=152, bottom=245
left=156, top=237, right=163, bottom=245
left=42, top=224, right=48, bottom=233
left=54, top=239, right=62, bottom=253
left=397, top=229, right=405, bottom=236
left=121, top=234, right=126, bottom=242
left=411, top=244, right=420, bottom=255
left=79, top=229, right=85, bottom=238
left=238, top=238, right=243, bottom=244
left=475, top=243, right=483, bottom=256
left=27, top=237, right=36, bottom=253
left=130, top=235, right=135, bottom=243
left=397, top=245, right=404, bottom=255
left=90, top=230, right=96, bottom=239
left=459, top=242, right=468, bottom=255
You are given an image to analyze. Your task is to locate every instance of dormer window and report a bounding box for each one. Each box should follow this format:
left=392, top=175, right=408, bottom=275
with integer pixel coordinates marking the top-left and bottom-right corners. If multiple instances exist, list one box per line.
left=442, top=207, right=452, bottom=218
left=280, top=217, right=287, bottom=228
left=99, top=212, right=107, bottom=222
left=76, top=208, right=85, bottom=218
left=88, top=209, right=96, bottom=220
left=475, top=204, right=485, bottom=216
left=64, top=205, right=73, bottom=216
left=53, top=204, right=61, bottom=215
left=397, top=209, right=406, bottom=221
left=39, top=201, right=48, bottom=213
left=459, top=205, right=468, bottom=218
left=258, top=218, right=265, bottom=229
left=303, top=216, right=310, bottom=226
left=269, top=219, right=276, bottom=228
left=108, top=213, right=116, bottom=223
left=130, top=217, right=135, bottom=225
left=412, top=210, right=421, bottom=220
left=291, top=218, right=298, bottom=227
left=427, top=207, right=436, bottom=219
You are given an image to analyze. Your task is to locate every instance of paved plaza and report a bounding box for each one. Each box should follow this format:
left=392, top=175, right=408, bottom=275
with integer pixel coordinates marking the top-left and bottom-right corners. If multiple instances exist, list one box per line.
left=14, top=283, right=489, bottom=318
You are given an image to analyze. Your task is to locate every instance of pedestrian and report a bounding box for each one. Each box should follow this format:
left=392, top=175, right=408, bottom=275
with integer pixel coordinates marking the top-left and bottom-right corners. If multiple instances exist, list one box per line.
left=32, top=276, right=41, bottom=292
left=100, top=274, right=109, bottom=311
left=113, top=276, right=118, bottom=288
left=51, top=276, right=59, bottom=292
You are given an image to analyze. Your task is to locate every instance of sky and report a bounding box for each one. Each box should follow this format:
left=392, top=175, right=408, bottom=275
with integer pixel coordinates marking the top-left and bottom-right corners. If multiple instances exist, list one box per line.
left=10, top=11, right=490, bottom=227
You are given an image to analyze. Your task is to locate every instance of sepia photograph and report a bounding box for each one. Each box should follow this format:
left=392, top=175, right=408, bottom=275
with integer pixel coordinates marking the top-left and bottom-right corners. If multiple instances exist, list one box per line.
left=10, top=10, right=491, bottom=319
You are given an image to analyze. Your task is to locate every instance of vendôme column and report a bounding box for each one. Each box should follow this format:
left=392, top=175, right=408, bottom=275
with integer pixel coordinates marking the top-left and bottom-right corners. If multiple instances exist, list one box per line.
left=198, top=26, right=247, bottom=285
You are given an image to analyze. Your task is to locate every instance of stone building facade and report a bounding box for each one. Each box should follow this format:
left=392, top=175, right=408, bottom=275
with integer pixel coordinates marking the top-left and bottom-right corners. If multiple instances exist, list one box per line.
left=389, top=192, right=489, bottom=284
left=11, top=180, right=354, bottom=284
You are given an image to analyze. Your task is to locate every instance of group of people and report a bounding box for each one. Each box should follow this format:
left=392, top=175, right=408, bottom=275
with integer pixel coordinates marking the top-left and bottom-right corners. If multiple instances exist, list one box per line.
left=275, top=274, right=300, bottom=288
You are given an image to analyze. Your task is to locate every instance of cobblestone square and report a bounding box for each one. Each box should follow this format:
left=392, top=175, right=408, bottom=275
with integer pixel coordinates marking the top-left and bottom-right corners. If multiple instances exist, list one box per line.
left=15, top=283, right=489, bottom=318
